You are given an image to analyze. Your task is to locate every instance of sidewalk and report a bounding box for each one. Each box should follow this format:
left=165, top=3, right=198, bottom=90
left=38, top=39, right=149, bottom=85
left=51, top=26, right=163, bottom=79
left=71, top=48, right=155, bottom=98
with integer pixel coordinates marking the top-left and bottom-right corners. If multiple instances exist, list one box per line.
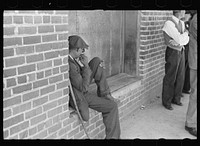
left=120, top=93, right=197, bottom=139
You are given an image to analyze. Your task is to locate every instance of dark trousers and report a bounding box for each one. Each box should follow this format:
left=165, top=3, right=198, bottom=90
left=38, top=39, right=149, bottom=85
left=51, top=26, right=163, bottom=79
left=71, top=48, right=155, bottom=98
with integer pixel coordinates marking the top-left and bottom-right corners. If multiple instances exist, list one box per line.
left=85, top=57, right=121, bottom=139
left=183, top=44, right=190, bottom=92
left=162, top=47, right=185, bottom=106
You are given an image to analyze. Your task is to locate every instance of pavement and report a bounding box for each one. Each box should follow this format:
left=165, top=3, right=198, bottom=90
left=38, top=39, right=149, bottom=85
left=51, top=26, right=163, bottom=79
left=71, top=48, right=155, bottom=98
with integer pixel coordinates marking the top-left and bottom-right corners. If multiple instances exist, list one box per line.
left=120, top=93, right=197, bottom=139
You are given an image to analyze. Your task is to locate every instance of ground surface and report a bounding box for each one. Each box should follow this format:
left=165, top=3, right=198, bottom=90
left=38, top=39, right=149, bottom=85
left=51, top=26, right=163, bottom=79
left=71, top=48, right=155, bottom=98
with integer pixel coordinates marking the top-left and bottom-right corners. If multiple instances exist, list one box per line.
left=120, top=93, right=196, bottom=139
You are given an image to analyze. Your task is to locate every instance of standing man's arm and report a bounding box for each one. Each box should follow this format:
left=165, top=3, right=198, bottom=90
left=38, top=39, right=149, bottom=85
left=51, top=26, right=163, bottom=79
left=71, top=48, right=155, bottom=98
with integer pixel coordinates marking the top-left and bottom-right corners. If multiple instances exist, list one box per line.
left=162, top=20, right=189, bottom=46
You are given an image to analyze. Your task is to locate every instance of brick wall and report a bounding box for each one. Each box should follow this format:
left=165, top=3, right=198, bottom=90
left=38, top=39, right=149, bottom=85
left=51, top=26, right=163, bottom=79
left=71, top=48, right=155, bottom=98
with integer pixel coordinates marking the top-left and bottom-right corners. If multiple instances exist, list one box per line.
left=3, top=10, right=70, bottom=139
left=138, top=10, right=172, bottom=98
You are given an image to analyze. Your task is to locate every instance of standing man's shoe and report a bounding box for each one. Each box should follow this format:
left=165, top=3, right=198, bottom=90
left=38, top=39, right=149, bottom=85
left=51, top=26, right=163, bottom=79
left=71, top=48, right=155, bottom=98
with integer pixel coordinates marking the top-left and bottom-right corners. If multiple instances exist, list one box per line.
left=163, top=104, right=173, bottom=110
left=172, top=101, right=183, bottom=106
left=185, top=126, right=197, bottom=137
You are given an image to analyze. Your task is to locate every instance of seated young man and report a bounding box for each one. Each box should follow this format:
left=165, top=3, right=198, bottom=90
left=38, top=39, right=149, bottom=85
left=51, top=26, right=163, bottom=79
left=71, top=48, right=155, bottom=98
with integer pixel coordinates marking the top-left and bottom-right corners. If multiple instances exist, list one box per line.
left=68, top=35, right=121, bottom=139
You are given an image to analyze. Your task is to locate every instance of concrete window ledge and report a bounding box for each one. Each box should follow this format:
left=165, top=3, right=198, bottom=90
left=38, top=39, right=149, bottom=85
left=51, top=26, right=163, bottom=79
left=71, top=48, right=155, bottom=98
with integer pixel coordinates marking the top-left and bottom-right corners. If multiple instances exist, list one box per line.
left=69, top=73, right=142, bottom=119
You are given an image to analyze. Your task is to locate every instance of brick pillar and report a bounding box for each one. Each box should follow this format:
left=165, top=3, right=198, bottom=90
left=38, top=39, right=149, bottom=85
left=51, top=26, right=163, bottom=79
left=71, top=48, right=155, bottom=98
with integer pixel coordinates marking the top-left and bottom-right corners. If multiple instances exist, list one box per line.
left=139, top=10, right=172, bottom=96
left=3, top=10, right=70, bottom=139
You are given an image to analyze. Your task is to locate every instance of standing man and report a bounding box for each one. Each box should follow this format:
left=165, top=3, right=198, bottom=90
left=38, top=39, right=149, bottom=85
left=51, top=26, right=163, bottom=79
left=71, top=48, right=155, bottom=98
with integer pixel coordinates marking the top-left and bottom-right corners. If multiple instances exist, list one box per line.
left=185, top=11, right=197, bottom=137
left=162, top=10, right=189, bottom=110
left=68, top=35, right=121, bottom=139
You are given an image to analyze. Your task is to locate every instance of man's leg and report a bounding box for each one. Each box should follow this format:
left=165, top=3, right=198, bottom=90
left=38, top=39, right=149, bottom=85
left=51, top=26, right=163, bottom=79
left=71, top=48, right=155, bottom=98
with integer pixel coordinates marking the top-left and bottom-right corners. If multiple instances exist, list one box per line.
left=85, top=92, right=121, bottom=139
left=88, top=57, right=120, bottom=103
left=162, top=48, right=179, bottom=107
left=185, top=69, right=197, bottom=128
left=173, top=50, right=185, bottom=103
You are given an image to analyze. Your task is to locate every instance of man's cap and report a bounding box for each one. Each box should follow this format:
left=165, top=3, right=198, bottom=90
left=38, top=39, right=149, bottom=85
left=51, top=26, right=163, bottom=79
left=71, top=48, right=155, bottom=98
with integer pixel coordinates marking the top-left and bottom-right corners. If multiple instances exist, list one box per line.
left=68, top=35, right=89, bottom=49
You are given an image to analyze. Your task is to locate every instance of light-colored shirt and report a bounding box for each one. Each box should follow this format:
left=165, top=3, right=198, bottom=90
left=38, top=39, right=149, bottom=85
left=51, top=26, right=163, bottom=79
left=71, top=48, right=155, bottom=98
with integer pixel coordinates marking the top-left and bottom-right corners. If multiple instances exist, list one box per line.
left=162, top=16, right=189, bottom=48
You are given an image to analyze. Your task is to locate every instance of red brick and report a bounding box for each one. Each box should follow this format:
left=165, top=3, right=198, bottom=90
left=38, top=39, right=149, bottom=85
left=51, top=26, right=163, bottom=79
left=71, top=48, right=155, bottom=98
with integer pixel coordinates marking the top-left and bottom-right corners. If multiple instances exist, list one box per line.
left=43, top=16, right=50, bottom=23
left=35, top=43, right=52, bottom=52
left=34, top=16, right=42, bottom=24
left=38, top=25, right=54, bottom=33
left=44, top=51, right=59, bottom=60
left=33, top=78, right=48, bottom=89
left=40, top=85, right=55, bottom=96
left=3, top=68, right=16, bottom=78
left=47, top=106, right=62, bottom=118
left=36, top=71, right=44, bottom=79
left=26, top=53, right=43, bottom=63
left=3, top=113, right=24, bottom=129
left=18, top=64, right=36, bottom=75
left=32, top=130, right=48, bottom=139
left=55, top=24, right=68, bottom=32
left=43, top=100, right=57, bottom=112
left=29, top=126, right=37, bottom=136
left=22, top=89, right=39, bottom=102
left=37, top=60, right=52, bottom=70
left=23, top=35, right=41, bottom=45
left=58, top=125, right=71, bottom=137
left=12, top=102, right=31, bottom=115
left=64, top=72, right=69, bottom=79
left=3, top=89, right=11, bottom=99
left=49, top=74, right=63, bottom=84
left=4, top=130, right=9, bottom=138
left=3, top=109, right=12, bottom=119
left=45, top=69, right=52, bottom=77
left=57, top=97, right=68, bottom=106
left=54, top=58, right=62, bottom=66
left=3, top=95, right=21, bottom=108
left=53, top=67, right=59, bottom=75
left=59, top=49, right=68, bottom=56
left=25, top=106, right=42, bottom=119
left=19, top=129, right=28, bottom=139
left=16, top=46, right=34, bottom=55
left=53, top=115, right=60, bottom=124
left=24, top=16, right=33, bottom=24
left=60, top=64, right=69, bottom=73
left=49, top=90, right=63, bottom=101
left=4, top=27, right=15, bottom=35
left=10, top=121, right=29, bottom=135
left=57, top=80, right=69, bottom=90
left=52, top=42, right=64, bottom=49
left=63, top=87, right=69, bottom=95
left=42, top=34, right=57, bottom=42
left=13, top=16, right=23, bottom=24
left=27, top=73, right=36, bottom=82
left=18, top=26, right=37, bottom=35
left=12, top=83, right=32, bottom=94
left=6, top=78, right=16, bottom=88
left=68, top=127, right=79, bottom=138
left=51, top=16, right=62, bottom=23
left=62, top=16, right=68, bottom=24
left=33, top=95, right=48, bottom=108
left=3, top=48, right=14, bottom=57
left=5, top=56, right=25, bottom=67
left=48, top=122, right=62, bottom=134
left=4, top=16, right=12, bottom=24
left=30, top=113, right=46, bottom=126
left=17, top=75, right=27, bottom=84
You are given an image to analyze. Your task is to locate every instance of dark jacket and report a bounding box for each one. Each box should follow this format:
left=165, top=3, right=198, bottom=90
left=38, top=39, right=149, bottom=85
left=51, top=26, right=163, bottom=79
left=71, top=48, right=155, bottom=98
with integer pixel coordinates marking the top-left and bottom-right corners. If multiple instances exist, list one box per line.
left=68, top=56, right=91, bottom=121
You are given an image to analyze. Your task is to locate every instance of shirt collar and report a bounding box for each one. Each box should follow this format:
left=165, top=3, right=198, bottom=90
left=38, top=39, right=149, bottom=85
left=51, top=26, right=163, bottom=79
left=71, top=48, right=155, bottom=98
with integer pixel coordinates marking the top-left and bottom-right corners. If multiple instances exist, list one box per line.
left=68, top=54, right=74, bottom=60
left=172, top=15, right=180, bottom=24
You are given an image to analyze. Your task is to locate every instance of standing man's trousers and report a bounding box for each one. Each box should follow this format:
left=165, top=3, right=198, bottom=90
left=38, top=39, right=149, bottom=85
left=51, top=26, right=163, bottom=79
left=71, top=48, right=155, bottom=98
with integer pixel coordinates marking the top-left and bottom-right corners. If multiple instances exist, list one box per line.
left=162, top=47, right=185, bottom=106
left=185, top=69, right=197, bottom=128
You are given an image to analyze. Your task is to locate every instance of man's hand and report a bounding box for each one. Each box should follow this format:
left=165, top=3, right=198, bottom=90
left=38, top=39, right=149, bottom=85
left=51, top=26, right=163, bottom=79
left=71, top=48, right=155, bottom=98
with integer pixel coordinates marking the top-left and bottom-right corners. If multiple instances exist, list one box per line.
left=79, top=54, right=89, bottom=67
left=169, top=39, right=180, bottom=46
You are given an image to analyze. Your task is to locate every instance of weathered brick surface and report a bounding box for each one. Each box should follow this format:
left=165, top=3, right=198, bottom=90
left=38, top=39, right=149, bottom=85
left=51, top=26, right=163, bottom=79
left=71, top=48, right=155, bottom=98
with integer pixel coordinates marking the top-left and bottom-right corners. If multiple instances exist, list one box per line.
left=3, top=10, right=69, bottom=139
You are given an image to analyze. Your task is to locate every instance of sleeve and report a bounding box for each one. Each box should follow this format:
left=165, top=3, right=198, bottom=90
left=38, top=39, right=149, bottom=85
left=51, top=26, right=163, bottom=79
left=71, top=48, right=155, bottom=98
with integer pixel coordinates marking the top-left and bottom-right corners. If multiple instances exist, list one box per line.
left=190, top=15, right=197, bottom=41
left=69, top=62, right=91, bottom=93
left=162, top=20, right=189, bottom=46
